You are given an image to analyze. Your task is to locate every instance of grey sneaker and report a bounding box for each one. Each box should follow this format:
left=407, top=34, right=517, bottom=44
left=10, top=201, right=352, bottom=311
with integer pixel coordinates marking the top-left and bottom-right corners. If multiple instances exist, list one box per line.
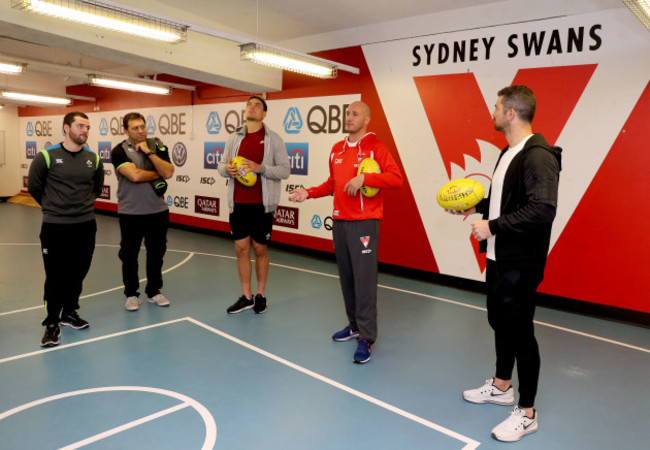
left=148, top=294, right=170, bottom=307
left=125, top=296, right=140, bottom=311
left=491, top=406, right=538, bottom=442
left=463, top=378, right=515, bottom=405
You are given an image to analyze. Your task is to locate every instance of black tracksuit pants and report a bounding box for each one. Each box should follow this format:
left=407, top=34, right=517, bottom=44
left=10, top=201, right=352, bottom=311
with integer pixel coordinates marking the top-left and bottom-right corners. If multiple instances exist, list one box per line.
left=40, top=220, right=97, bottom=326
left=486, top=259, right=545, bottom=408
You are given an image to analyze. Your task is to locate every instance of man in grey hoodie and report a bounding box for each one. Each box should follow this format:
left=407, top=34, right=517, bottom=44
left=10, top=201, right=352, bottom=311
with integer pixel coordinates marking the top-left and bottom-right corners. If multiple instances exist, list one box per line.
left=28, top=111, right=104, bottom=347
left=217, top=96, right=290, bottom=315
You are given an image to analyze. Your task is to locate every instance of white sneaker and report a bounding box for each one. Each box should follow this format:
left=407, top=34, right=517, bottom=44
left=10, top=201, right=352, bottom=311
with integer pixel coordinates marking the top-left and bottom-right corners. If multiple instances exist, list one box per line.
left=125, top=296, right=140, bottom=311
left=463, top=378, right=515, bottom=405
left=148, top=294, right=170, bottom=307
left=491, top=406, right=538, bottom=442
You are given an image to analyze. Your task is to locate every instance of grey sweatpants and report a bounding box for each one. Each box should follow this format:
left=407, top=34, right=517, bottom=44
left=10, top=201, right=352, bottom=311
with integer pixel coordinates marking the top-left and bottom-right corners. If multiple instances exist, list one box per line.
left=332, top=219, right=380, bottom=343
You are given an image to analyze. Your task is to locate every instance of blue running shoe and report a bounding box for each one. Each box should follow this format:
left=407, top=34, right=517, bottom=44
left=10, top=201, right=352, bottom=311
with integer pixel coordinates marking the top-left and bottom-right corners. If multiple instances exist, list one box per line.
left=332, top=326, right=359, bottom=342
left=353, top=339, right=372, bottom=364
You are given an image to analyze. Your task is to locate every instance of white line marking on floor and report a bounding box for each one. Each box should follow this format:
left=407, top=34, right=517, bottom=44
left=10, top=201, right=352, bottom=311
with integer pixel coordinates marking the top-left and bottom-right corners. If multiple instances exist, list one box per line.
left=1, top=244, right=648, bottom=354
left=186, top=317, right=481, bottom=450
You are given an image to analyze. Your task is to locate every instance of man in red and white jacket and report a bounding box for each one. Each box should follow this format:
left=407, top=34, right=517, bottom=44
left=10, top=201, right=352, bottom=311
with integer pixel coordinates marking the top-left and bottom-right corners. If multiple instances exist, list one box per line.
left=289, top=101, right=402, bottom=364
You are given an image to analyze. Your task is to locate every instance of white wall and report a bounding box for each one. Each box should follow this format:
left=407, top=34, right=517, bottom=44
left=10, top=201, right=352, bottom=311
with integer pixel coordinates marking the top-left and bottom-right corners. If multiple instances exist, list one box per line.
left=0, top=105, right=20, bottom=198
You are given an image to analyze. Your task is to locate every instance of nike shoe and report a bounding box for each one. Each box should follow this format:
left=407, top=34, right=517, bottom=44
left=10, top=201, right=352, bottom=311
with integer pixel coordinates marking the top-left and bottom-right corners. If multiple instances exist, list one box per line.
left=332, top=326, right=360, bottom=342
left=491, top=406, right=538, bottom=442
left=227, top=295, right=254, bottom=314
left=463, top=378, right=515, bottom=405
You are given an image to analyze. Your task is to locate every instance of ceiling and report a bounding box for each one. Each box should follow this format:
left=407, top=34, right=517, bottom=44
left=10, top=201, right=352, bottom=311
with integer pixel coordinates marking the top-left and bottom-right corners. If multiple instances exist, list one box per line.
left=0, top=0, right=625, bottom=99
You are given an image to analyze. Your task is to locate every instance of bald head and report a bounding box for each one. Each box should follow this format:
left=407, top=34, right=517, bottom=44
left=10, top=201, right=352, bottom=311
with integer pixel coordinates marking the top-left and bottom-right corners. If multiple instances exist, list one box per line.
left=346, top=101, right=371, bottom=140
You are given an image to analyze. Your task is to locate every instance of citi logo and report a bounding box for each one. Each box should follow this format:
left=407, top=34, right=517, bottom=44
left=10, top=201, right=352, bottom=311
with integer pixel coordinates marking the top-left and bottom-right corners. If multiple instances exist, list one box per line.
left=98, top=142, right=112, bottom=163
left=283, top=107, right=303, bottom=134
left=206, top=111, right=222, bottom=134
left=26, top=142, right=37, bottom=159
left=286, top=143, right=309, bottom=176
left=204, top=142, right=225, bottom=169
left=99, top=118, right=109, bottom=136
left=26, top=122, right=34, bottom=137
left=146, top=115, right=157, bottom=135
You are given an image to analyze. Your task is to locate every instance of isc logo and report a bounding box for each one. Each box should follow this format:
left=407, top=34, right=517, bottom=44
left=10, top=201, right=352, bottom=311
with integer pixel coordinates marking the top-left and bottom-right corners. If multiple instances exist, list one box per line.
left=98, top=142, right=112, bottom=163
left=286, top=143, right=308, bottom=176
left=204, top=142, right=225, bottom=169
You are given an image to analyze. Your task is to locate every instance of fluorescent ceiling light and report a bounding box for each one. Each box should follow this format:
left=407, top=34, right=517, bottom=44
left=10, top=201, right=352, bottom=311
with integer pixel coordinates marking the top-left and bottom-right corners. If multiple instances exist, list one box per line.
left=241, top=43, right=339, bottom=79
left=0, top=90, right=72, bottom=105
left=11, top=0, right=187, bottom=43
left=622, top=0, right=650, bottom=30
left=88, top=75, right=172, bottom=95
left=0, top=61, right=25, bottom=74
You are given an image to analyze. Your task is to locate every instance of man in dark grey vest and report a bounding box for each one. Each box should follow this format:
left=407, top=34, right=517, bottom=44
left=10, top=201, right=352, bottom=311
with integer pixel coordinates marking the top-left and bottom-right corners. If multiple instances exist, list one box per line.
left=111, top=112, right=174, bottom=311
left=28, top=111, right=104, bottom=347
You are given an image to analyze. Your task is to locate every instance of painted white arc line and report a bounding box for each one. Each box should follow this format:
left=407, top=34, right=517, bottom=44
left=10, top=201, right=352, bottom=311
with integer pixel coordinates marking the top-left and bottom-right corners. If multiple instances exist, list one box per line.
left=1, top=243, right=647, bottom=354
left=59, top=403, right=191, bottom=450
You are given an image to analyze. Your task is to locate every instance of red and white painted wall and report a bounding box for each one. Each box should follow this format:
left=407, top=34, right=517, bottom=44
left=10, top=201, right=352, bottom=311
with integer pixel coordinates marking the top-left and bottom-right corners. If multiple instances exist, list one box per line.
left=16, top=8, right=650, bottom=314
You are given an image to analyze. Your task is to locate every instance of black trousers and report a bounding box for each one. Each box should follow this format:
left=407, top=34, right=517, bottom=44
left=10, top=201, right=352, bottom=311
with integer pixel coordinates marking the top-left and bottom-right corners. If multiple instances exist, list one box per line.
left=332, top=219, right=380, bottom=343
left=486, top=259, right=545, bottom=408
left=118, top=211, right=169, bottom=298
left=40, top=220, right=97, bottom=326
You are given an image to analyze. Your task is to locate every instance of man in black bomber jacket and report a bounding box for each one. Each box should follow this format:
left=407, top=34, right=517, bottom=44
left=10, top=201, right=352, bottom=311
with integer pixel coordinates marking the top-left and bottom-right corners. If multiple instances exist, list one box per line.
left=449, top=85, right=561, bottom=443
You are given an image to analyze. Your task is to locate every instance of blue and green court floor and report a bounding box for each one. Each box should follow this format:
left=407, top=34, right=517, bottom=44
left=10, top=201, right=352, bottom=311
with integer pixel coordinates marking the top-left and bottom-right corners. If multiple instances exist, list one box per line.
left=0, top=202, right=648, bottom=449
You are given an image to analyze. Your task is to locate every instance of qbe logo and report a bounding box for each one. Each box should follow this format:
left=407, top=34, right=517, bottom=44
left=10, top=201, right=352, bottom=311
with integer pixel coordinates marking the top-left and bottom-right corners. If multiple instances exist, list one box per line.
left=166, top=195, right=189, bottom=209
left=172, top=142, right=187, bottom=167
left=26, top=122, right=34, bottom=137
left=273, top=205, right=299, bottom=229
left=204, top=142, right=225, bottom=169
left=195, top=195, right=220, bottom=216
left=283, top=107, right=303, bottom=134
left=311, top=215, right=323, bottom=229
left=26, top=141, right=37, bottom=159
left=286, top=143, right=308, bottom=175
left=99, top=118, right=109, bottom=136
left=98, top=141, right=112, bottom=163
left=206, top=112, right=222, bottom=134
left=146, top=115, right=157, bottom=135
left=100, top=185, right=111, bottom=200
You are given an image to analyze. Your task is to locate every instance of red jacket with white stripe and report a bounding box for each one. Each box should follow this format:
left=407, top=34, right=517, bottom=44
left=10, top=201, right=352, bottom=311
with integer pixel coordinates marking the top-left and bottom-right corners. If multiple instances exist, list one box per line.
left=306, top=133, right=403, bottom=220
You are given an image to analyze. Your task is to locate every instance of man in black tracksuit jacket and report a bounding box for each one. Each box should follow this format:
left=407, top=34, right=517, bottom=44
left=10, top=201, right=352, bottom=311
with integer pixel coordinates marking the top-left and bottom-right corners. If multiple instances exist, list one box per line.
left=451, top=86, right=561, bottom=442
left=28, top=111, right=104, bottom=347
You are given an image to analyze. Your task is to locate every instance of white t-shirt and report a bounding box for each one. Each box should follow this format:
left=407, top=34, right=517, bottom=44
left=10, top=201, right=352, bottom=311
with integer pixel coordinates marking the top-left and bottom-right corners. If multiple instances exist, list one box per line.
left=486, top=134, right=533, bottom=261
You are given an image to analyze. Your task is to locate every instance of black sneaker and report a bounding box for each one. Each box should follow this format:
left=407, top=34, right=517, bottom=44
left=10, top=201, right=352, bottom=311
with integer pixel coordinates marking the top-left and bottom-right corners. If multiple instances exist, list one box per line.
left=60, top=311, right=89, bottom=329
left=40, top=324, right=61, bottom=347
left=254, top=294, right=267, bottom=314
left=227, top=295, right=254, bottom=314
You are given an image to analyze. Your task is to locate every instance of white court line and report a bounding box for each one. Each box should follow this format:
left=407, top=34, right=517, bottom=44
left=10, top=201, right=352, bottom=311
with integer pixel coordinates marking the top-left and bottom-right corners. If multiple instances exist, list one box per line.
left=186, top=317, right=481, bottom=450
left=2, top=244, right=648, bottom=354
left=0, top=318, right=187, bottom=365
left=0, top=249, right=195, bottom=317
left=0, top=317, right=480, bottom=449
left=60, top=402, right=191, bottom=450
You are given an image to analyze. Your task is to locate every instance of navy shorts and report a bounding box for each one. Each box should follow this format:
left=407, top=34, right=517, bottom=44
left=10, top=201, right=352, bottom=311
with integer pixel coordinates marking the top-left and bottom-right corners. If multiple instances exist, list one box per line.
left=229, top=203, right=273, bottom=244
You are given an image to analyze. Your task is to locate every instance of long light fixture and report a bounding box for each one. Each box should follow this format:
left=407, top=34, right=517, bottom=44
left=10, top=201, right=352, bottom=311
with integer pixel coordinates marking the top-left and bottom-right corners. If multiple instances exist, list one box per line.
left=88, top=75, right=172, bottom=95
left=0, top=61, right=25, bottom=74
left=11, top=0, right=187, bottom=43
left=622, top=0, right=650, bottom=30
left=0, top=90, right=72, bottom=105
left=240, top=43, right=340, bottom=79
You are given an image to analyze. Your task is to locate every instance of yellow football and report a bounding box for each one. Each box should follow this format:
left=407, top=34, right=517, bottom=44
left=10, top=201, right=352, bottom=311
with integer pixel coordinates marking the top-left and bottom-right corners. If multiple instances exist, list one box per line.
left=436, top=178, right=486, bottom=211
left=231, top=156, right=257, bottom=187
left=357, top=158, right=381, bottom=197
